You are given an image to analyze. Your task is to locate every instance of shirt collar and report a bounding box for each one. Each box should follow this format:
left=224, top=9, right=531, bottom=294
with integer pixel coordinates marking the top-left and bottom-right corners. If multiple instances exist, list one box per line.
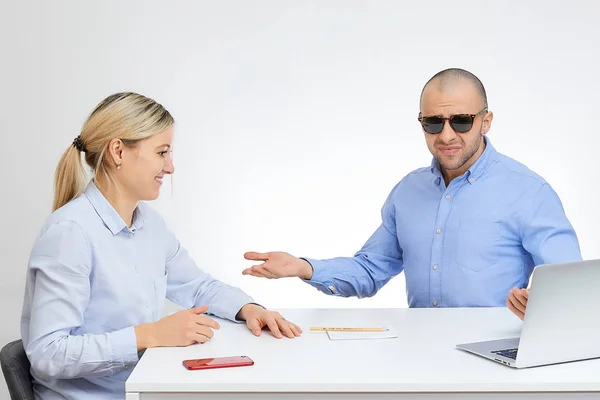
left=430, top=157, right=444, bottom=186
left=430, top=136, right=497, bottom=185
left=84, top=181, right=145, bottom=235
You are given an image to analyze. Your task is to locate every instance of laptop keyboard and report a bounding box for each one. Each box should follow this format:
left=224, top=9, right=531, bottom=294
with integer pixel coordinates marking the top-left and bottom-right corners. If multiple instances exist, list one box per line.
left=491, top=348, right=518, bottom=360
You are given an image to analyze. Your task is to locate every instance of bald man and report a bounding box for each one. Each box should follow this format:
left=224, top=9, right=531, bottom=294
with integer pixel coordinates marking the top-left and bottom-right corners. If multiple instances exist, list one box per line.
left=243, top=68, right=582, bottom=320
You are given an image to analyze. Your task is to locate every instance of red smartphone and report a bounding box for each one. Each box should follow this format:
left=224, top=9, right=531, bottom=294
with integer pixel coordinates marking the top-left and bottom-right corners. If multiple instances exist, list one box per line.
left=182, top=356, right=254, bottom=370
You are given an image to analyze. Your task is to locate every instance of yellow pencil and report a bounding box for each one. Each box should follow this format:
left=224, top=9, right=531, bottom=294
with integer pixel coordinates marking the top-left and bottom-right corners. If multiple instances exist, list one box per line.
left=310, top=327, right=387, bottom=332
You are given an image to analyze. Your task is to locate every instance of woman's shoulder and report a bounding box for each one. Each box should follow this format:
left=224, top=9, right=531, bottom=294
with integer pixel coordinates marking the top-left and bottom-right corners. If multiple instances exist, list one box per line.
left=34, top=194, right=100, bottom=248
left=31, top=196, right=93, bottom=262
left=44, top=194, right=93, bottom=230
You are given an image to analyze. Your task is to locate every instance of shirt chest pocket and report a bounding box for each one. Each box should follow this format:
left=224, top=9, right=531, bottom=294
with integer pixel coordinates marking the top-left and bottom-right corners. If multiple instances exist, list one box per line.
left=454, top=219, right=502, bottom=272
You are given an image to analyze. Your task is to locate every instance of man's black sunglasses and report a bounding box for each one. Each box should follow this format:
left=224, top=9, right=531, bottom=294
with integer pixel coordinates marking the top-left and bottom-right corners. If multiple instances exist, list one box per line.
left=418, top=108, right=488, bottom=134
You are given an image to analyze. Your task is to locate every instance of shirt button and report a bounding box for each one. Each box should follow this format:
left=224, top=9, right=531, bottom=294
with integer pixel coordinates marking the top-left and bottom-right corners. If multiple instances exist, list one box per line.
left=469, top=178, right=475, bottom=183
left=327, top=285, right=336, bottom=294
left=433, top=264, right=439, bottom=270
left=128, top=232, right=134, bottom=238
left=436, top=228, right=442, bottom=234
left=445, top=194, right=451, bottom=200
left=145, top=302, right=149, bottom=309
left=432, top=300, right=439, bottom=307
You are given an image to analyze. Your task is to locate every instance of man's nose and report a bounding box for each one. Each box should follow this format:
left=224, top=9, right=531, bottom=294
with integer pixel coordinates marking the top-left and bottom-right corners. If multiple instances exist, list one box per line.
left=438, top=119, right=458, bottom=143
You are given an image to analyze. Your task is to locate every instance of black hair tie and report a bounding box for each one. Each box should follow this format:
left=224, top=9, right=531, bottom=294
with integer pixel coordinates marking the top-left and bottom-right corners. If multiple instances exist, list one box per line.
left=72, top=136, right=87, bottom=153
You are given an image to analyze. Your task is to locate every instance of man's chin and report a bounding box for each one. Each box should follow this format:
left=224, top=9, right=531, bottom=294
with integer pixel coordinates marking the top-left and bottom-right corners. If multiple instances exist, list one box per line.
left=436, top=157, right=464, bottom=172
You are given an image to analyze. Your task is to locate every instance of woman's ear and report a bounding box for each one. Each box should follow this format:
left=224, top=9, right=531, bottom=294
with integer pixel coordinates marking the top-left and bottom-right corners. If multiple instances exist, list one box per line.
left=108, top=138, right=124, bottom=169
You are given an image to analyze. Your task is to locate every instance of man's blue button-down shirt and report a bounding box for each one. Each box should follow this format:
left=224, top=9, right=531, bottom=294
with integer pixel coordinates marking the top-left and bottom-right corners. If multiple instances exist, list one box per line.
left=305, top=138, right=582, bottom=307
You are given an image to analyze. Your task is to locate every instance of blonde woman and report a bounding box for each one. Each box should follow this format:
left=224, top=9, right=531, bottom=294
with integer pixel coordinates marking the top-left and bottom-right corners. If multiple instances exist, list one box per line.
left=21, top=92, right=301, bottom=399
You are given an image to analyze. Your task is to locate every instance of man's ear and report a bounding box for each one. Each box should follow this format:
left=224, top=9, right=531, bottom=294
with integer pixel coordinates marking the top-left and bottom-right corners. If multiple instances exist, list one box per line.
left=482, top=111, right=494, bottom=134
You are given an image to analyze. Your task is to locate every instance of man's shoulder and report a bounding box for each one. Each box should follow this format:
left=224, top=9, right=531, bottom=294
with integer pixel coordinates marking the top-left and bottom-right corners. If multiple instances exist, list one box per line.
left=400, top=166, right=439, bottom=186
left=494, top=151, right=547, bottom=185
left=383, top=166, right=435, bottom=198
left=405, top=166, right=433, bottom=177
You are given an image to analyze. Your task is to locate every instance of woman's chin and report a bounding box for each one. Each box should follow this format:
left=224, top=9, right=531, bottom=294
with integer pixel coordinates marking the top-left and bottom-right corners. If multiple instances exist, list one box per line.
left=139, top=188, right=161, bottom=202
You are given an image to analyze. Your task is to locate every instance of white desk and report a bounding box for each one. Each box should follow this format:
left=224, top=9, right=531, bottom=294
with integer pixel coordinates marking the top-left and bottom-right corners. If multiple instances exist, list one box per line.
left=126, top=308, right=600, bottom=399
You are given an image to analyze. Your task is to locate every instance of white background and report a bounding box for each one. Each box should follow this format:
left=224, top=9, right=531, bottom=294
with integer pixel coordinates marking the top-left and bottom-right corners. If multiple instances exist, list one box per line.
left=1, top=1, right=599, bottom=398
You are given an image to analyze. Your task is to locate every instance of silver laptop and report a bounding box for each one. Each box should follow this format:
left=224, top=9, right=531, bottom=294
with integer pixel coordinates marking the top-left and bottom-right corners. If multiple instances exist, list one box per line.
left=456, top=259, right=600, bottom=368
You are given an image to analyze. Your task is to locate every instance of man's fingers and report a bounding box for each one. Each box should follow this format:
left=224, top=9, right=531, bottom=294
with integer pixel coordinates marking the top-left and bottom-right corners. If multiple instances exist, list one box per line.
left=252, top=268, right=273, bottom=278
left=509, top=294, right=526, bottom=314
left=515, top=310, right=524, bottom=321
left=242, top=262, right=265, bottom=275
left=242, top=267, right=270, bottom=278
left=510, top=294, right=526, bottom=313
left=261, top=265, right=280, bottom=279
left=507, top=298, right=525, bottom=320
left=249, top=266, right=278, bottom=279
left=513, top=291, right=528, bottom=308
left=244, top=252, right=270, bottom=261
